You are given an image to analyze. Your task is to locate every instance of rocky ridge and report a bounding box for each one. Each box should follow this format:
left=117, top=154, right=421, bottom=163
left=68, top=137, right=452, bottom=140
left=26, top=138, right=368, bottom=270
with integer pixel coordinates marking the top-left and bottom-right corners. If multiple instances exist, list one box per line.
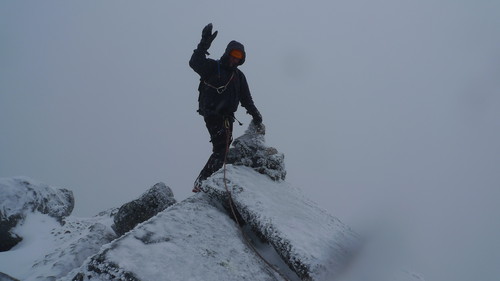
left=0, top=122, right=424, bottom=281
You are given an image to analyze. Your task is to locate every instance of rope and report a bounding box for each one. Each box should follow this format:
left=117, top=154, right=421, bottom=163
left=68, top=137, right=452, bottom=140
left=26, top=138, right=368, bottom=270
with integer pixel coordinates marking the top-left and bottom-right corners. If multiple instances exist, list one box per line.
left=222, top=119, right=290, bottom=281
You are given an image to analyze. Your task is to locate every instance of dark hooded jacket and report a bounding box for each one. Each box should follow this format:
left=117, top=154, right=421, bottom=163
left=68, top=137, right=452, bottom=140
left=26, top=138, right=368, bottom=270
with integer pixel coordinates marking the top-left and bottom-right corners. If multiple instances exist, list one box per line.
left=189, top=40, right=259, bottom=117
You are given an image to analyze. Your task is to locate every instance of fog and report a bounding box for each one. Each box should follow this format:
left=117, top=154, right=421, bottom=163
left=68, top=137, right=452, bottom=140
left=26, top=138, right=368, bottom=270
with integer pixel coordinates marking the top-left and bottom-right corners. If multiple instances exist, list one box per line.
left=1, top=1, right=499, bottom=280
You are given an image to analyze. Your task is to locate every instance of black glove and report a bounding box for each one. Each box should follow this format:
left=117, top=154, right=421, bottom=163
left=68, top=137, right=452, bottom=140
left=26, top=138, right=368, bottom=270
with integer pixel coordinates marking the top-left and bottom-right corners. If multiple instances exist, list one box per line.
left=251, top=110, right=263, bottom=125
left=198, top=23, right=218, bottom=54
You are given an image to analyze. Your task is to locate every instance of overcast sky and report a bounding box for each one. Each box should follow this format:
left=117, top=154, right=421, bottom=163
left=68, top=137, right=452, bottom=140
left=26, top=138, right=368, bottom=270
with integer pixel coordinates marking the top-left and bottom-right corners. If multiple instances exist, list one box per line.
left=1, top=1, right=499, bottom=280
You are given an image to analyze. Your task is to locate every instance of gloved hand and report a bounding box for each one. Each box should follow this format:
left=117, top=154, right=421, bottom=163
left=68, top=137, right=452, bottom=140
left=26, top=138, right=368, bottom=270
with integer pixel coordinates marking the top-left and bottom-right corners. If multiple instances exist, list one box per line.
left=251, top=110, right=263, bottom=125
left=198, top=23, right=218, bottom=54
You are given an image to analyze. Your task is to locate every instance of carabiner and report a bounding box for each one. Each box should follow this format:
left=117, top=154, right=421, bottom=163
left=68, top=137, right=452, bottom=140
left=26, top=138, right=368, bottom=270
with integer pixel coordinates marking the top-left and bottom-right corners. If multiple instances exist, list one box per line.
left=217, top=86, right=226, bottom=94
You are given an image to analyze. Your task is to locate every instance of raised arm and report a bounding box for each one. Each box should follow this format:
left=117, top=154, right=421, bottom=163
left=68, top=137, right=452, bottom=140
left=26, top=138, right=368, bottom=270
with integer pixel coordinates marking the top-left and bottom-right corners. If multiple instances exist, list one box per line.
left=189, top=23, right=218, bottom=78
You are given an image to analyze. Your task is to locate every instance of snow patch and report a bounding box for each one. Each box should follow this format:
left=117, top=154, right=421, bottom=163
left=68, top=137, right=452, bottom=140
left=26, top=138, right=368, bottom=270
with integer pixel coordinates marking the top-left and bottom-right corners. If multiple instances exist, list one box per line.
left=0, top=213, right=60, bottom=279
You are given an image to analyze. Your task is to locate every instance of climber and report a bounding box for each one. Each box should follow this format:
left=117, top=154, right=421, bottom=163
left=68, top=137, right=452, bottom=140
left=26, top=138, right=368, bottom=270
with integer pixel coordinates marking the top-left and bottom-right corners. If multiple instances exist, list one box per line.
left=189, top=23, right=262, bottom=193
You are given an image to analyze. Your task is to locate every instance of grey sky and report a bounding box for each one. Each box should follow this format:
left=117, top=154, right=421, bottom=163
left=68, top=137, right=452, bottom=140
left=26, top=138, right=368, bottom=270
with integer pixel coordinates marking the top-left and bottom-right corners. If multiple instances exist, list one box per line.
left=1, top=1, right=500, bottom=280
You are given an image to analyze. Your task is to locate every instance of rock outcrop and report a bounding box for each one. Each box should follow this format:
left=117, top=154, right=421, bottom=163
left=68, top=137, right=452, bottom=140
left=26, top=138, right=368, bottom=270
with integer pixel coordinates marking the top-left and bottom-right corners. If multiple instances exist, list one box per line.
left=28, top=181, right=178, bottom=281
left=204, top=166, right=359, bottom=280
left=203, top=123, right=359, bottom=280
left=0, top=124, right=424, bottom=281
left=227, top=122, right=286, bottom=181
left=66, top=195, right=278, bottom=281
left=0, top=214, right=22, bottom=254
left=0, top=180, right=179, bottom=281
left=0, top=177, right=74, bottom=251
left=112, top=182, right=177, bottom=236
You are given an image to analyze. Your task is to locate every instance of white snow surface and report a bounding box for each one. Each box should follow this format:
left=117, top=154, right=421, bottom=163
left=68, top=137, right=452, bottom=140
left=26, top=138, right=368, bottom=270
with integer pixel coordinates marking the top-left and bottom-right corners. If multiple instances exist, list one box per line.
left=0, top=210, right=116, bottom=281
left=0, top=172, right=424, bottom=281
left=63, top=195, right=282, bottom=281
left=0, top=212, right=60, bottom=279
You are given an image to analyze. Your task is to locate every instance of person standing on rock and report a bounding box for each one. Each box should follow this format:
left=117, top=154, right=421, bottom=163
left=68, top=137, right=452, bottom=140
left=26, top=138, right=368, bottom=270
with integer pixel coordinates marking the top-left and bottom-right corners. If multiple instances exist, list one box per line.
left=189, top=23, right=263, bottom=193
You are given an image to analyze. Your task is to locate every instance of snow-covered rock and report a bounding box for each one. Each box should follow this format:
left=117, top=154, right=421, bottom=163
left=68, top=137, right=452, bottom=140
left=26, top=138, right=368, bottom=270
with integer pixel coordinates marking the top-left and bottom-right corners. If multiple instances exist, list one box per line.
left=0, top=123, right=424, bottom=281
left=203, top=122, right=358, bottom=280
left=227, top=122, right=286, bottom=181
left=26, top=211, right=117, bottom=281
left=0, top=214, right=22, bottom=253
left=204, top=166, right=359, bottom=281
left=0, top=180, right=181, bottom=280
left=65, top=195, right=280, bottom=281
left=112, top=182, right=176, bottom=236
left=0, top=177, right=74, bottom=251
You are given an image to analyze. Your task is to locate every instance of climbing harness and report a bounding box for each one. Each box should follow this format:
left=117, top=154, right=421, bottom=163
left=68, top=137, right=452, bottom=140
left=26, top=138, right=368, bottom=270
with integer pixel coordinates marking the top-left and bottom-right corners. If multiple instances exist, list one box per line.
left=221, top=118, right=290, bottom=281
left=204, top=71, right=235, bottom=94
left=204, top=61, right=235, bottom=94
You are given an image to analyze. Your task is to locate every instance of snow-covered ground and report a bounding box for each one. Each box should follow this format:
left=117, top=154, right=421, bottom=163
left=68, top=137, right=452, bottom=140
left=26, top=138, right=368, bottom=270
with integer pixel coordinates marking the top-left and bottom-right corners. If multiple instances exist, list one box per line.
left=1, top=213, right=61, bottom=279
left=0, top=124, right=423, bottom=281
left=0, top=211, right=116, bottom=281
left=64, top=195, right=297, bottom=281
left=0, top=174, right=423, bottom=281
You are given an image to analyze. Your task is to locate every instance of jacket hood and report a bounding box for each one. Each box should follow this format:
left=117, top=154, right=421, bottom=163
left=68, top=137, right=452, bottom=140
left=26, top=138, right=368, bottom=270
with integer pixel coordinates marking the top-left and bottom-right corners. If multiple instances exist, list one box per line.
left=221, top=40, right=246, bottom=67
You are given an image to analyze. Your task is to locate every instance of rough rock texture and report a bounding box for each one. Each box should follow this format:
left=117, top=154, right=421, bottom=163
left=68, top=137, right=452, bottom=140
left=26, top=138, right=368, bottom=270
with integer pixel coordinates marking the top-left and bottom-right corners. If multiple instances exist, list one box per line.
left=204, top=167, right=360, bottom=281
left=26, top=211, right=117, bottom=281
left=0, top=214, right=23, bottom=254
left=65, top=195, right=279, bottom=281
left=227, top=122, right=286, bottom=181
left=200, top=123, right=359, bottom=280
left=0, top=177, right=74, bottom=251
left=112, top=182, right=177, bottom=236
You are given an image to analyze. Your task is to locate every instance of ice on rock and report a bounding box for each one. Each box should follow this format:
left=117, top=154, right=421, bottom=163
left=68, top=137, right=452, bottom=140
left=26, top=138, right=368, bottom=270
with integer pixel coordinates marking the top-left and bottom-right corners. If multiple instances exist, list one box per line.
left=65, top=195, right=278, bottom=281
left=0, top=177, right=74, bottom=251
left=0, top=123, right=424, bottom=281
left=112, top=182, right=177, bottom=236
left=203, top=123, right=360, bottom=280
left=227, top=122, right=286, bottom=181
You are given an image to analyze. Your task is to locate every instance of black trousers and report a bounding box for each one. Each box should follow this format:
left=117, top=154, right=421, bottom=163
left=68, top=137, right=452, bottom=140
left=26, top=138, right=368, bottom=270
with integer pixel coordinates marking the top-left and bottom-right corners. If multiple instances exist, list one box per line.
left=196, top=115, right=234, bottom=184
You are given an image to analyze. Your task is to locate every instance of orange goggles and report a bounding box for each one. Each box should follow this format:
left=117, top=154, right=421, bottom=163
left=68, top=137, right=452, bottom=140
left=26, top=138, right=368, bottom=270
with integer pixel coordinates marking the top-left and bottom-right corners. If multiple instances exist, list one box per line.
left=229, top=49, right=244, bottom=59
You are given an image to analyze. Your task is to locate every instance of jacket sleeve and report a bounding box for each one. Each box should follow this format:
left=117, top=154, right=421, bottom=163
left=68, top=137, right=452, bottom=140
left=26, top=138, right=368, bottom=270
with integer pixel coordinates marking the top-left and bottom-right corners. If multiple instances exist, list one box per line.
left=239, top=71, right=261, bottom=118
left=189, top=47, right=216, bottom=79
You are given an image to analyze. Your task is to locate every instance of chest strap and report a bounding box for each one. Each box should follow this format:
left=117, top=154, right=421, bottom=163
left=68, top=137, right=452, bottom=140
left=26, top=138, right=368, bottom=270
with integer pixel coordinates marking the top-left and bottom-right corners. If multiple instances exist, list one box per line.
left=204, top=72, right=235, bottom=94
